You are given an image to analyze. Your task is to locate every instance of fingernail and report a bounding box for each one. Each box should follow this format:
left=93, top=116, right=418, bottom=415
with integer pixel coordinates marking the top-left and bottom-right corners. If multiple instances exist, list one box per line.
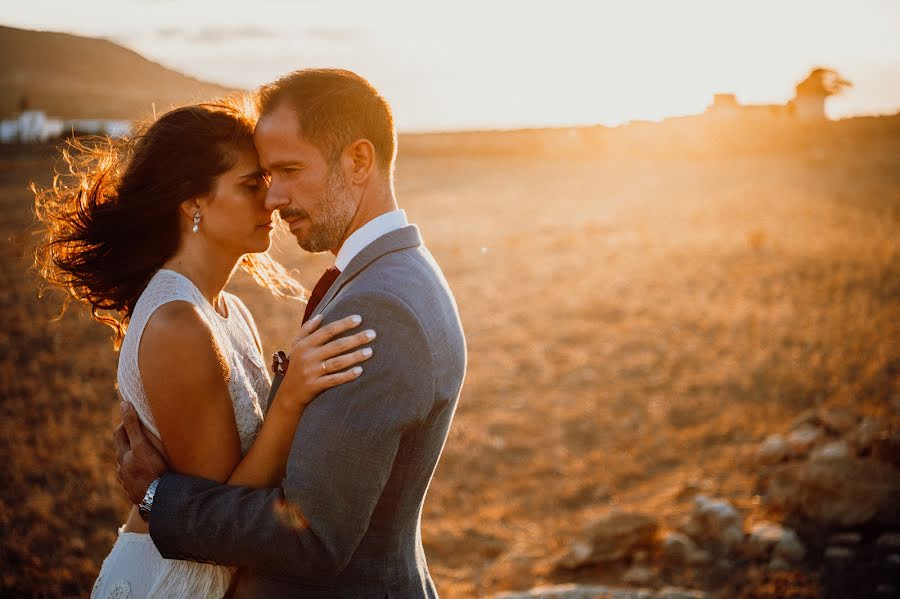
left=362, top=348, right=373, bottom=357
left=364, top=329, right=376, bottom=340
left=312, top=314, right=323, bottom=321
left=353, top=367, right=363, bottom=375
left=351, top=315, right=362, bottom=324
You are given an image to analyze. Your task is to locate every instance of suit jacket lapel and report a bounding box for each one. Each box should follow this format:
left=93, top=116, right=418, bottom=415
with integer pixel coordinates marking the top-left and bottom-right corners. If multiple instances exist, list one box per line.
left=264, top=225, right=424, bottom=414
left=312, top=224, right=423, bottom=318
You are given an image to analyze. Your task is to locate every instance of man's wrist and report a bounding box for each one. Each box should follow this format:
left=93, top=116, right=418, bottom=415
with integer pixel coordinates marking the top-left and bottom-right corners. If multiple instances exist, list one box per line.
left=138, top=477, right=161, bottom=523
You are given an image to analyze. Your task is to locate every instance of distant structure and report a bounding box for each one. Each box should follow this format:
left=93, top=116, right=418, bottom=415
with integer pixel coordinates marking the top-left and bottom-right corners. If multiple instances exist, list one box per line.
left=790, top=68, right=852, bottom=120
left=0, top=107, right=130, bottom=144
left=705, top=68, right=852, bottom=121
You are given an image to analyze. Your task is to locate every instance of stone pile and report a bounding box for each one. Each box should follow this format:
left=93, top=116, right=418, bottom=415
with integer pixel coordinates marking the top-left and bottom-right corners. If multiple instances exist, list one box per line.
left=510, top=406, right=898, bottom=598
left=757, top=408, right=899, bottom=528
left=493, top=584, right=707, bottom=599
left=754, top=406, right=900, bottom=597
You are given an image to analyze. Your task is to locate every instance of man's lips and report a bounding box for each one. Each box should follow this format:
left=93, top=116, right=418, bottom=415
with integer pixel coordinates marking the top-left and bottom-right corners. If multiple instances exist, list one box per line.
left=281, top=215, right=307, bottom=231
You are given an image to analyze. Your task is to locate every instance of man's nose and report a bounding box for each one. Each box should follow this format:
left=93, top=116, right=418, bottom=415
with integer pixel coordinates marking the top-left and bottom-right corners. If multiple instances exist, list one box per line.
left=264, top=183, right=289, bottom=212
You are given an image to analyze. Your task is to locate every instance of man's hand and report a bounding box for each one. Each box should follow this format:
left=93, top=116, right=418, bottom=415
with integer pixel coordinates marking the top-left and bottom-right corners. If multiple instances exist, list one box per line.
left=114, top=401, right=169, bottom=505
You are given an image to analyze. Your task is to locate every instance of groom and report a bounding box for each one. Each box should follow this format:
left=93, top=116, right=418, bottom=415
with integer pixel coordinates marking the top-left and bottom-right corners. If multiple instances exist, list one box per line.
left=114, top=68, right=466, bottom=598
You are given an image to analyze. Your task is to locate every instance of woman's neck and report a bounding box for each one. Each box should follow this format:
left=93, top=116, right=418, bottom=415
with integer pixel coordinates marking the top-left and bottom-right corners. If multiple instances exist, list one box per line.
left=162, top=242, right=239, bottom=315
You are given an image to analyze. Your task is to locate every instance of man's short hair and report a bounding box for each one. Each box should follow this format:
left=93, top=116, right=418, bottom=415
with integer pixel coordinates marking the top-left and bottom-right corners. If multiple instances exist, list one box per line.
left=256, top=69, right=396, bottom=173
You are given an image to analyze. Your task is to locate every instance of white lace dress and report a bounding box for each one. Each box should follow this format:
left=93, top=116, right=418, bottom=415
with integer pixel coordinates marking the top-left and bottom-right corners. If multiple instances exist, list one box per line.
left=90, top=269, right=272, bottom=599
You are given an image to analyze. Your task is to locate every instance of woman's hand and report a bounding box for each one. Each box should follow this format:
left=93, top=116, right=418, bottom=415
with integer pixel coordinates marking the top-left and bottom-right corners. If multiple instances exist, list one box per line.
left=278, top=314, right=375, bottom=408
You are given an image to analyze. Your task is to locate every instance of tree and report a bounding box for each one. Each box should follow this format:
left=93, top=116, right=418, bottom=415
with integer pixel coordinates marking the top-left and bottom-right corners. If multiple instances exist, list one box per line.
left=795, top=68, right=852, bottom=98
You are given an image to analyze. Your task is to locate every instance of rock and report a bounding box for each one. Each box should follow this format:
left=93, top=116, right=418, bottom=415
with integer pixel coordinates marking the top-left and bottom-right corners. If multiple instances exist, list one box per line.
left=657, top=586, right=707, bottom=599
left=824, top=545, right=855, bottom=569
left=631, top=549, right=650, bottom=565
left=660, top=531, right=698, bottom=565
left=492, top=584, right=657, bottom=599
left=757, top=435, right=789, bottom=465
left=765, top=457, right=900, bottom=527
left=791, top=410, right=821, bottom=430
left=786, top=424, right=823, bottom=456
left=827, top=532, right=863, bottom=546
left=556, top=510, right=659, bottom=569
left=743, top=522, right=805, bottom=563
left=810, top=440, right=853, bottom=462
left=818, top=408, right=860, bottom=435
left=556, top=540, right=592, bottom=570
left=682, top=495, right=744, bottom=552
left=886, top=554, right=900, bottom=566
left=876, top=532, right=900, bottom=551
left=744, top=522, right=784, bottom=559
left=853, top=418, right=882, bottom=451
left=768, top=556, right=790, bottom=571
left=773, top=528, right=805, bottom=563
left=622, top=564, right=656, bottom=586
left=871, top=431, right=900, bottom=467
left=686, top=549, right=713, bottom=566
left=675, top=479, right=715, bottom=501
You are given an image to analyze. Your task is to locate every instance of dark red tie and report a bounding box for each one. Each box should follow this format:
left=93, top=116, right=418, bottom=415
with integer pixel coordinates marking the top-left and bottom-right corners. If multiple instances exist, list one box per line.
left=303, top=266, right=341, bottom=324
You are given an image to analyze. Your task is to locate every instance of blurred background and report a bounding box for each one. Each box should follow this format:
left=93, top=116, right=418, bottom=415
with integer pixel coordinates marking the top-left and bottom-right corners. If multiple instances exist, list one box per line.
left=1, top=2, right=898, bottom=598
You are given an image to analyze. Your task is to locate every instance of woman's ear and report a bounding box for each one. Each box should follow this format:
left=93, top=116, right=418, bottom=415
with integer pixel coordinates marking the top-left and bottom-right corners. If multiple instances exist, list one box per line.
left=344, top=139, right=376, bottom=185
left=179, top=198, right=201, bottom=220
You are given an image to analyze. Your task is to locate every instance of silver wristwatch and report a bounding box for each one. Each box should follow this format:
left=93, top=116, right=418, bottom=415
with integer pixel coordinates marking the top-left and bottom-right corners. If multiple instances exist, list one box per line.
left=138, top=477, right=161, bottom=523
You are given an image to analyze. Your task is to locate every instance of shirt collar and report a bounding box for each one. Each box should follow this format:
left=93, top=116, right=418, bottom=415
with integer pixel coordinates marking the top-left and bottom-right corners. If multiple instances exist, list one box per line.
left=334, top=209, right=408, bottom=271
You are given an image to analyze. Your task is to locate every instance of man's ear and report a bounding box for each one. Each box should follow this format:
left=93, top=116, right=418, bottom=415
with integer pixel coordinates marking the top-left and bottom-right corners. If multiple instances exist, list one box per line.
left=344, top=139, right=376, bottom=185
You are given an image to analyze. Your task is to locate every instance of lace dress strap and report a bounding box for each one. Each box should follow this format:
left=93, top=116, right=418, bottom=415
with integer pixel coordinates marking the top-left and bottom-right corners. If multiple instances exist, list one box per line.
left=116, top=269, right=212, bottom=439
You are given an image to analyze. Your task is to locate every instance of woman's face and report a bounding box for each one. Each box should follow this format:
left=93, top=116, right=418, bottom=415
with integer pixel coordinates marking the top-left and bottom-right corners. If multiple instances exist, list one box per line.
left=199, top=146, right=274, bottom=256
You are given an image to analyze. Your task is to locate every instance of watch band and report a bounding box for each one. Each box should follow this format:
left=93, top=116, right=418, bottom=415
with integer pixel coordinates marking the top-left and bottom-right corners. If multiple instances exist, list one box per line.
left=138, top=477, right=161, bottom=523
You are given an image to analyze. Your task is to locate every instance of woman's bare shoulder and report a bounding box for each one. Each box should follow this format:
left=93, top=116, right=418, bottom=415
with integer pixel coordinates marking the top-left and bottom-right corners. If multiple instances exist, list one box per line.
left=139, top=301, right=227, bottom=381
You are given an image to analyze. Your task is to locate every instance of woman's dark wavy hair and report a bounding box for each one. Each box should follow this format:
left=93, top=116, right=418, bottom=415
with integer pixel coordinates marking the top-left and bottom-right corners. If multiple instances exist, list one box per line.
left=33, top=98, right=303, bottom=349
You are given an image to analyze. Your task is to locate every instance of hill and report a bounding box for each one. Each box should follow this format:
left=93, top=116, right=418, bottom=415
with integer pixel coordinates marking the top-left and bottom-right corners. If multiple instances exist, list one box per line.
left=0, top=25, right=236, bottom=120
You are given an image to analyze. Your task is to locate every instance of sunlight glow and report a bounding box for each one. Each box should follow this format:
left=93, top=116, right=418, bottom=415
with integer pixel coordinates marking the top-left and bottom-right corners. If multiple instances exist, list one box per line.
left=3, top=0, right=899, bottom=130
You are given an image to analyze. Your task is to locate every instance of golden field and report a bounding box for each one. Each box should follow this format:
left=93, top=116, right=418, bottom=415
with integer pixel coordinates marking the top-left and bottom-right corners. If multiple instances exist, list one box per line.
left=1, top=115, right=898, bottom=597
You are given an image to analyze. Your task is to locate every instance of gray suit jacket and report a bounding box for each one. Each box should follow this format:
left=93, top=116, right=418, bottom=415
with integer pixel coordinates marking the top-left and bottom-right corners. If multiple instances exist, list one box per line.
left=149, top=225, right=466, bottom=598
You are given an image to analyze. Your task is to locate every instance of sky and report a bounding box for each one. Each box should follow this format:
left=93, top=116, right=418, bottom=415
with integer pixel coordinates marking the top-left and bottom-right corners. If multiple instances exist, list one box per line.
left=4, top=0, right=900, bottom=131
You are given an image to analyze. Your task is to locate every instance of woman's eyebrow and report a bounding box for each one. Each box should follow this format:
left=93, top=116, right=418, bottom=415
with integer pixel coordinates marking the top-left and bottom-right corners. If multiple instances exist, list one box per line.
left=238, top=169, right=265, bottom=179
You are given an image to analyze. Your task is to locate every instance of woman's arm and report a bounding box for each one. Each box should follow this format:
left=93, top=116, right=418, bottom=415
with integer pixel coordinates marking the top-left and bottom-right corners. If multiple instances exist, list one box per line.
left=228, top=313, right=377, bottom=487
left=139, top=303, right=373, bottom=488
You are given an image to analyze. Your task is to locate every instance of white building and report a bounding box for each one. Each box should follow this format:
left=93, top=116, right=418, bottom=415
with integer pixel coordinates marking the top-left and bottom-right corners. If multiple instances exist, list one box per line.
left=67, top=119, right=132, bottom=138
left=0, top=110, right=131, bottom=143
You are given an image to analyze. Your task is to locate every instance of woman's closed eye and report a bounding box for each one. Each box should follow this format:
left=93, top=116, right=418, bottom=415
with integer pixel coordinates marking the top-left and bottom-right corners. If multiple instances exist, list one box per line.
left=244, top=175, right=269, bottom=191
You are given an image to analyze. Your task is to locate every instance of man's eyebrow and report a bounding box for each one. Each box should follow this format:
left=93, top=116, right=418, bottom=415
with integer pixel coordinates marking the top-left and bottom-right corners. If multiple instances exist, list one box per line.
left=267, top=161, right=303, bottom=169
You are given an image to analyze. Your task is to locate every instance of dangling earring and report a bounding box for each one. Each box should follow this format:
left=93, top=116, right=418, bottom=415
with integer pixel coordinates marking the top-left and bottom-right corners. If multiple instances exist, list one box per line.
left=192, top=212, right=201, bottom=233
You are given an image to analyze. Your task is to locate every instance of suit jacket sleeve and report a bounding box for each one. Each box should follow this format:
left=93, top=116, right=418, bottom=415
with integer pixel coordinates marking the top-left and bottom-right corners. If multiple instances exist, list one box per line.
left=148, top=290, right=434, bottom=580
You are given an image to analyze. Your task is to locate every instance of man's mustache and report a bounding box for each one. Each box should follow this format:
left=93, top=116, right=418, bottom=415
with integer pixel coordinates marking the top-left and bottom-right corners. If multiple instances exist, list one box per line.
left=278, top=207, right=308, bottom=220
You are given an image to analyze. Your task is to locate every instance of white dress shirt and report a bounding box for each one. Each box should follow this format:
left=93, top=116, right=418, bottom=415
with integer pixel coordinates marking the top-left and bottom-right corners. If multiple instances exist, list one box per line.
left=335, top=209, right=409, bottom=271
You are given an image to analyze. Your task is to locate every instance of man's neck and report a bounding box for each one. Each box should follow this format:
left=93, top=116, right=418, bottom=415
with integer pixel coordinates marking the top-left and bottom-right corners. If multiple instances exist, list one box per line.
left=332, top=188, right=398, bottom=257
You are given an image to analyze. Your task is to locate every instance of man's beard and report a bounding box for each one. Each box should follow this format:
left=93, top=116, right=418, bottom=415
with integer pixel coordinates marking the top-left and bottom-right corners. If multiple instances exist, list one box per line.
left=284, top=166, right=356, bottom=253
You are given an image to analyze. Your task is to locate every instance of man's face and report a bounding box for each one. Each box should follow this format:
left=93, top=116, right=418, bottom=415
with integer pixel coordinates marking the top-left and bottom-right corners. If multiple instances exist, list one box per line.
left=254, top=103, right=357, bottom=253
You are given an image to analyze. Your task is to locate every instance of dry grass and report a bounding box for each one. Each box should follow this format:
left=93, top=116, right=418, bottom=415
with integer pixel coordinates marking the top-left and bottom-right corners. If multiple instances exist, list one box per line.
left=1, top=115, right=898, bottom=597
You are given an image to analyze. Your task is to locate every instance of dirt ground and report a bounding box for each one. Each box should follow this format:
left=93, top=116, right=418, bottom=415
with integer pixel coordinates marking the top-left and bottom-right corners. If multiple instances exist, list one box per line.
left=1, top=116, right=898, bottom=597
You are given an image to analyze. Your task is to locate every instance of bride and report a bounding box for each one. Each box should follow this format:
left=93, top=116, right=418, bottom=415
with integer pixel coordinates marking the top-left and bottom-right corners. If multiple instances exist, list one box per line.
left=33, top=102, right=374, bottom=598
